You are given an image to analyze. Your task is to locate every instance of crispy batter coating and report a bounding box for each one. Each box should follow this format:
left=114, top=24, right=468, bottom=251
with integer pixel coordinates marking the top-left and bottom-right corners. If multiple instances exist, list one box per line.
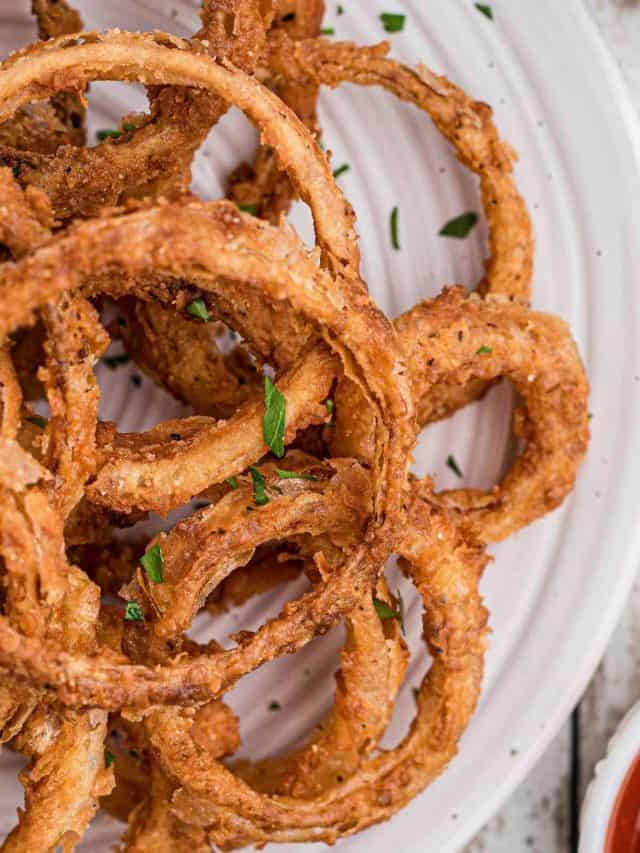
left=0, top=13, right=590, bottom=851
left=0, top=4, right=275, bottom=219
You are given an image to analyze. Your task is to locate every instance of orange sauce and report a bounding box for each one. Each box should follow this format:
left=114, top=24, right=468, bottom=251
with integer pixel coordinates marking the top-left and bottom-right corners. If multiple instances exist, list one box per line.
left=606, top=753, right=640, bottom=853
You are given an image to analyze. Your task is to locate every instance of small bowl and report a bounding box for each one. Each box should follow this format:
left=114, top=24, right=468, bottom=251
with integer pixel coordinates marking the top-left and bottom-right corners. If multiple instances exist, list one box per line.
left=580, top=700, right=640, bottom=851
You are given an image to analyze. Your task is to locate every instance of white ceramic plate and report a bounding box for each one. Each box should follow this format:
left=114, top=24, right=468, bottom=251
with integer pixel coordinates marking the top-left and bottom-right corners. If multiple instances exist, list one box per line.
left=1, top=1, right=639, bottom=850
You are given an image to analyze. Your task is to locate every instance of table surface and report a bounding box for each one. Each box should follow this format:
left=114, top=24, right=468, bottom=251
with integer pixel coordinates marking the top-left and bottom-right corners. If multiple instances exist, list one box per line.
left=465, top=1, right=640, bottom=851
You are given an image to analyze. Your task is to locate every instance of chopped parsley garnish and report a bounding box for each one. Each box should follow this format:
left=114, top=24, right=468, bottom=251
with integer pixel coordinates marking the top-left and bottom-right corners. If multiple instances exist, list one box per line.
left=96, top=129, right=122, bottom=141
left=131, top=374, right=142, bottom=388
left=122, top=122, right=136, bottom=133
left=476, top=345, right=493, bottom=355
left=12, top=164, right=20, bottom=179
left=27, top=415, right=47, bottom=430
left=239, top=203, right=259, bottom=216
left=268, top=700, right=281, bottom=711
left=332, top=163, right=350, bottom=179
left=390, top=206, right=400, bottom=250
left=140, top=543, right=164, bottom=584
left=321, top=27, right=335, bottom=35
left=124, top=602, right=143, bottom=622
left=337, top=4, right=344, bottom=13
left=186, top=299, right=210, bottom=322
left=439, top=211, right=479, bottom=238
left=475, top=3, right=493, bottom=20
left=325, top=398, right=335, bottom=418
left=275, top=468, right=318, bottom=481
left=104, top=750, right=115, bottom=768
left=263, top=376, right=286, bottom=457
left=103, top=353, right=130, bottom=369
left=588, top=412, right=594, bottom=420
left=446, top=454, right=463, bottom=478
left=373, top=597, right=401, bottom=622
left=380, top=12, right=405, bottom=33
left=226, top=476, right=239, bottom=490
left=250, top=466, right=269, bottom=506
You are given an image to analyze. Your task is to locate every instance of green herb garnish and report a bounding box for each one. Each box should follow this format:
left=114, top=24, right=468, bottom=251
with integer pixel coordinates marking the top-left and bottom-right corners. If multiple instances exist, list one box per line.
left=263, top=376, right=286, bottom=457
left=124, top=602, right=143, bottom=622
left=446, top=454, right=463, bottom=478
left=321, top=26, right=335, bottom=35
left=103, top=353, right=130, bottom=369
left=380, top=12, right=405, bottom=32
left=96, top=129, right=122, bottom=141
left=373, top=597, right=401, bottom=622
left=27, top=415, right=47, bottom=430
left=122, top=122, right=136, bottom=133
left=12, top=164, right=20, bottom=179
left=476, top=345, right=493, bottom=355
left=186, top=299, right=210, bottom=322
left=226, top=476, right=239, bottom=490
left=275, top=468, right=318, bottom=481
left=475, top=4, right=493, bottom=20
left=140, top=543, right=164, bottom=584
left=239, top=203, right=258, bottom=216
left=390, top=206, right=400, bottom=250
left=439, top=211, right=478, bottom=238
left=332, top=163, right=350, bottom=179
left=588, top=412, right=594, bottom=420
left=104, top=750, right=115, bottom=768
left=250, top=466, right=269, bottom=506
left=337, top=4, right=344, bottom=13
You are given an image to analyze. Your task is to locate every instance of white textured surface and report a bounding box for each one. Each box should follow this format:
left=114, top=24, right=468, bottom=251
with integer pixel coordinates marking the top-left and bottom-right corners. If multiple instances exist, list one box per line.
left=1, top=1, right=640, bottom=851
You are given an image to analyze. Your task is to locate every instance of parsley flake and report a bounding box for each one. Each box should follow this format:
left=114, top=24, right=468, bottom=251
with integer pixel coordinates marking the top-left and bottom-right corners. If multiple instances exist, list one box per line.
left=27, top=415, right=47, bottom=430
left=440, top=211, right=478, bottom=238
left=373, top=597, right=401, bottom=622
left=446, top=454, right=463, bottom=478
left=380, top=12, right=405, bottom=33
left=475, top=4, right=493, bottom=20
left=263, top=376, right=286, bottom=457
left=477, top=345, right=493, bottom=355
left=332, top=163, right=350, bottom=179
left=337, top=4, right=344, bottom=13
left=124, top=602, right=143, bottom=622
left=321, top=26, right=335, bottom=35
left=96, top=129, right=122, bottom=141
left=226, top=476, right=239, bottom=490
left=140, top=544, right=164, bottom=584
left=390, top=206, right=400, bottom=250
left=122, top=122, right=136, bottom=133
left=275, top=468, right=318, bottom=481
left=239, top=203, right=258, bottom=216
left=186, top=299, right=210, bottom=322
left=103, top=353, right=130, bottom=369
left=104, top=750, right=115, bottom=768
left=250, top=466, right=269, bottom=506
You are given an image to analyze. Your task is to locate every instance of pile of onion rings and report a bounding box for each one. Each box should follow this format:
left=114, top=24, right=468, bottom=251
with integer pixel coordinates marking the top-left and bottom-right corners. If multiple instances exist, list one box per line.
left=0, top=2, right=589, bottom=850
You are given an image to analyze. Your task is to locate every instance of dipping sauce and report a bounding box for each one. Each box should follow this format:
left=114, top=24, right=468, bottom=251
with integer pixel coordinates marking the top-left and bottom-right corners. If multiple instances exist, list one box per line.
left=606, top=752, right=640, bottom=852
